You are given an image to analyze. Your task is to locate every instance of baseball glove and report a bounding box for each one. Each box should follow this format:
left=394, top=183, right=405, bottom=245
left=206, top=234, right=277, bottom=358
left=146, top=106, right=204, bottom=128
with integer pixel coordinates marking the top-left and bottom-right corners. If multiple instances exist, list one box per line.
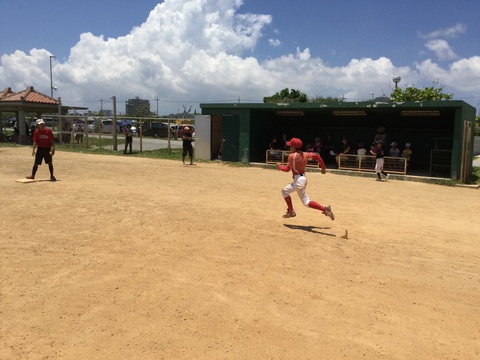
left=50, top=148, right=55, bottom=156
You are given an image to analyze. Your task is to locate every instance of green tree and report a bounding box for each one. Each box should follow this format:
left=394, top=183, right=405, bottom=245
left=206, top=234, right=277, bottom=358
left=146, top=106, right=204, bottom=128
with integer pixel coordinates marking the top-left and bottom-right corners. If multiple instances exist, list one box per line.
left=133, top=104, right=151, bottom=117
left=390, top=81, right=453, bottom=101
left=263, top=88, right=308, bottom=103
left=309, top=95, right=345, bottom=103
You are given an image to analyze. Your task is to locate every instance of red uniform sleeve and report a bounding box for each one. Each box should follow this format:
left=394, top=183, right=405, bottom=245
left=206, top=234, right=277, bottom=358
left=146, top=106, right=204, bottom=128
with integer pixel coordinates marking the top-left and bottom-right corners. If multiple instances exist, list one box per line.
left=307, top=153, right=326, bottom=171
left=277, top=153, right=293, bottom=172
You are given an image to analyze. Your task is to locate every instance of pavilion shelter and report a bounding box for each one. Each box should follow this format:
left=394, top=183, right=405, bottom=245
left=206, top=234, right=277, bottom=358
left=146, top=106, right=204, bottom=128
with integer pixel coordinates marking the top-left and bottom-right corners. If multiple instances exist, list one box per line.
left=0, top=86, right=61, bottom=144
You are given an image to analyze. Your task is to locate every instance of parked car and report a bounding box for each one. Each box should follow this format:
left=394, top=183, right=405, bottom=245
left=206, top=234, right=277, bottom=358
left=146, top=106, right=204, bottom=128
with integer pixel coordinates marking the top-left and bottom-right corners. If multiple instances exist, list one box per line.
left=30, top=117, right=56, bottom=128
left=73, top=120, right=84, bottom=132
left=141, top=122, right=170, bottom=138
left=74, top=119, right=96, bottom=132
left=7, top=117, right=16, bottom=127
left=101, top=119, right=120, bottom=133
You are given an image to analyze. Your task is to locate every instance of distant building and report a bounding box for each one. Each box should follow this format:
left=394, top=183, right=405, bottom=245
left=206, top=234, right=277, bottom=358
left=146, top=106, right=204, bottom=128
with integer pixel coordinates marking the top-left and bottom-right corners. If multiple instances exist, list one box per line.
left=125, top=97, right=150, bottom=116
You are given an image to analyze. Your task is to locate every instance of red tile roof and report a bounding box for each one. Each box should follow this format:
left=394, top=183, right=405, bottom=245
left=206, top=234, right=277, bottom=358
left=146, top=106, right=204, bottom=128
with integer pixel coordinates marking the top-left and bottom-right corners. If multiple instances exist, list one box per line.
left=0, top=87, right=15, bottom=99
left=0, top=86, right=58, bottom=104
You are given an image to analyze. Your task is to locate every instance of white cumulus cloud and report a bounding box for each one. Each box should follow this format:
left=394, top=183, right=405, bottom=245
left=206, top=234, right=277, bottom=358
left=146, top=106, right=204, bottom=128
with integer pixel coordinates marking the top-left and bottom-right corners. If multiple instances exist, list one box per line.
left=425, top=39, right=458, bottom=61
left=418, top=23, right=467, bottom=39
left=268, top=39, right=281, bottom=47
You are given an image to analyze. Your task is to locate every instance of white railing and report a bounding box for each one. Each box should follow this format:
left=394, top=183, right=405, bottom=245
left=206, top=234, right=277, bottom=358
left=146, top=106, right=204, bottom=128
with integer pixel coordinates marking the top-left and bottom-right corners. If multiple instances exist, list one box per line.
left=266, top=150, right=408, bottom=175
left=338, top=154, right=407, bottom=174
left=265, top=150, right=322, bottom=168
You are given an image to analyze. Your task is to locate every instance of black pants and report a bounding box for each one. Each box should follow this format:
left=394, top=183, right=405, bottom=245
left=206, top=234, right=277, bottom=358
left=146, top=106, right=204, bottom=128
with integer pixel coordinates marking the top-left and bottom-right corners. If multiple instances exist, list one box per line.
left=124, top=137, right=133, bottom=153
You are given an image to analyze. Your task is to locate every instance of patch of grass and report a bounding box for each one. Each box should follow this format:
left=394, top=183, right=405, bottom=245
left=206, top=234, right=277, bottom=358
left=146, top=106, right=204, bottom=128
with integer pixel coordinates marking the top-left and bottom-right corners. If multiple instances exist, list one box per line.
left=226, top=161, right=253, bottom=167
left=469, top=166, right=480, bottom=184
left=129, top=148, right=184, bottom=160
left=61, top=136, right=122, bottom=149
left=56, top=144, right=184, bottom=161
left=0, top=142, right=18, bottom=148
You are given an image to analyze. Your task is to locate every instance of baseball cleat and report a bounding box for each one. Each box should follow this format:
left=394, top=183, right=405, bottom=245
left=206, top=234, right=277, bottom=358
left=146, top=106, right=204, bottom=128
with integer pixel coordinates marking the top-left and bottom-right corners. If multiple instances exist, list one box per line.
left=323, top=205, right=334, bottom=221
left=282, top=210, right=296, bottom=218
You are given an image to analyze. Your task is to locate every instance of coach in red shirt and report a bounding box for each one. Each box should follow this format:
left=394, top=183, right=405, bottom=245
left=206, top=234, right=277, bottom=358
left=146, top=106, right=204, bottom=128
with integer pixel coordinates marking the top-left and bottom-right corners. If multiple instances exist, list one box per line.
left=27, top=118, right=56, bottom=181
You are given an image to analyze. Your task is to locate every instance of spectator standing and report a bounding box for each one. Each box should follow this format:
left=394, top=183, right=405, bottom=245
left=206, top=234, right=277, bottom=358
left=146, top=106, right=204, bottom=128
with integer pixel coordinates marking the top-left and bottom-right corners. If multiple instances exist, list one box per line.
left=182, top=126, right=194, bottom=165
left=30, top=125, right=36, bottom=143
left=281, top=133, right=289, bottom=150
left=322, top=133, right=336, bottom=164
left=75, top=126, right=84, bottom=143
left=374, top=126, right=387, bottom=144
left=313, top=137, right=322, bottom=153
left=13, top=125, right=19, bottom=143
left=123, top=124, right=133, bottom=154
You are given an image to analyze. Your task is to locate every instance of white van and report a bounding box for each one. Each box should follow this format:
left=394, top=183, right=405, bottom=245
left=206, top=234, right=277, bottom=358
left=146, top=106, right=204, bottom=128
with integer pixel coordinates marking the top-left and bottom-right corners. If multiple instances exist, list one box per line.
left=101, top=119, right=120, bottom=133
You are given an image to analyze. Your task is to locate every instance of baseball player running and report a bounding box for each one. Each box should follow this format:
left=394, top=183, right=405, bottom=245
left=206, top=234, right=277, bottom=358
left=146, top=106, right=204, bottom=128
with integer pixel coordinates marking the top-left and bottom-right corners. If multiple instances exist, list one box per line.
left=277, top=137, right=334, bottom=220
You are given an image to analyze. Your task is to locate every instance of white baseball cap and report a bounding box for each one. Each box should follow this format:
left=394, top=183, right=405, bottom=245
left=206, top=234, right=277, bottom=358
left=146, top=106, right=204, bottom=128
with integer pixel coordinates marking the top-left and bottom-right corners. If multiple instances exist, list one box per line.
left=36, top=118, right=45, bottom=125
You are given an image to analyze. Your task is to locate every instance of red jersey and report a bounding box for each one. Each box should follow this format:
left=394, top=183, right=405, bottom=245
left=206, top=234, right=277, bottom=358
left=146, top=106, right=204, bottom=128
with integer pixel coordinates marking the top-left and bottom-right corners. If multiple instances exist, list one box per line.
left=33, top=128, right=54, bottom=148
left=278, top=151, right=326, bottom=174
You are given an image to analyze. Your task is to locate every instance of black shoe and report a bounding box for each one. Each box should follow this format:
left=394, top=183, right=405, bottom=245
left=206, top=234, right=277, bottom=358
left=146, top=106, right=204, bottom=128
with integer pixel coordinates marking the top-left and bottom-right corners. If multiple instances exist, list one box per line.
left=50, top=175, right=56, bottom=181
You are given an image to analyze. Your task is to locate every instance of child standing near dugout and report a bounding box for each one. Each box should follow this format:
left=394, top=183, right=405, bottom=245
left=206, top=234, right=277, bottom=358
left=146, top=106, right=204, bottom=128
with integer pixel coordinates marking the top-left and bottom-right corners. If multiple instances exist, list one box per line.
left=370, top=140, right=389, bottom=181
left=277, top=137, right=334, bottom=220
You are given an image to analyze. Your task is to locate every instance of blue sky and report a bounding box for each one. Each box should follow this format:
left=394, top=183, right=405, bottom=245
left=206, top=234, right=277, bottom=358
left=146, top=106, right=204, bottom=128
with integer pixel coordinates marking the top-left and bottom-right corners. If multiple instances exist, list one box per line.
left=1, top=0, right=479, bottom=114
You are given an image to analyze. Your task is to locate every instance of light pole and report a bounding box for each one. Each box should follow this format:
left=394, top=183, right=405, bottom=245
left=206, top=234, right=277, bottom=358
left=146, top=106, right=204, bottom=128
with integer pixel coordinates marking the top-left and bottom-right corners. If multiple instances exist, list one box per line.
left=49, top=55, right=56, bottom=97
left=393, top=75, right=401, bottom=89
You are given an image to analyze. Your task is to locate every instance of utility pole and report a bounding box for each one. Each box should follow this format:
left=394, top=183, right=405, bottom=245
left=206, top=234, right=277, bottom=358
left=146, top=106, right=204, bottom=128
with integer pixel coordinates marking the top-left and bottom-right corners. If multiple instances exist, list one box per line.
left=49, top=55, right=55, bottom=97
left=57, top=97, right=62, bottom=144
left=112, top=96, right=117, bottom=151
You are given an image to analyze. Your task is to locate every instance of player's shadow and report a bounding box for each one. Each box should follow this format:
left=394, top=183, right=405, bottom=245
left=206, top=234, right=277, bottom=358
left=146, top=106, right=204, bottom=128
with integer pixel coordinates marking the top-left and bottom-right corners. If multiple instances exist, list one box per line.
left=283, top=224, right=336, bottom=237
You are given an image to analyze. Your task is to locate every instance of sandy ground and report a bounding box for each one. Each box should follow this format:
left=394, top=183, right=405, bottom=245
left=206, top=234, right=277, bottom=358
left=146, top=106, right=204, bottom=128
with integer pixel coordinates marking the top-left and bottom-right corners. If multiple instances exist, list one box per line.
left=1, top=146, right=479, bottom=360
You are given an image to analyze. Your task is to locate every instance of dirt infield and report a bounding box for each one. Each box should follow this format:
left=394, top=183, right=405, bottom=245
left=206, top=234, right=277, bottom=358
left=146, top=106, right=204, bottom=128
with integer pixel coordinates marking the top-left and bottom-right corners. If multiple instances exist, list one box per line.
left=1, top=146, right=479, bottom=359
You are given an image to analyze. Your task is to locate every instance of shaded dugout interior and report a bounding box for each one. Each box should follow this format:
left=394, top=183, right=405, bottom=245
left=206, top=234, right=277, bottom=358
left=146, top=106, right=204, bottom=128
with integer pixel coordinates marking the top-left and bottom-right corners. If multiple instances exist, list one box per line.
left=199, top=100, right=476, bottom=180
